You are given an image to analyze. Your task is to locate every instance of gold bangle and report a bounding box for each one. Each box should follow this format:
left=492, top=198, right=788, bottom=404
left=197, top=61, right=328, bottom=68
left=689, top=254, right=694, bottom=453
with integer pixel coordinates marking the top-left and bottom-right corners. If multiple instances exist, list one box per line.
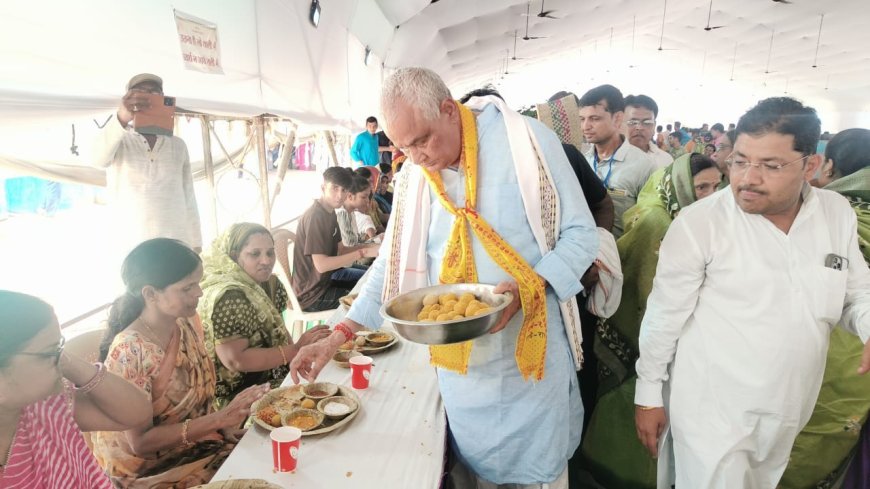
left=637, top=405, right=660, bottom=411
left=277, top=345, right=289, bottom=365
left=75, top=362, right=107, bottom=394
left=181, top=419, right=192, bottom=446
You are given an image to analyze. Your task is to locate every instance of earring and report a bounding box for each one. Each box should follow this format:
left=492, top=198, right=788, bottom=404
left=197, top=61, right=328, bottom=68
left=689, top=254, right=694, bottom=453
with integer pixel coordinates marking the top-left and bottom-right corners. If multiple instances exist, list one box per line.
left=826, top=171, right=834, bottom=177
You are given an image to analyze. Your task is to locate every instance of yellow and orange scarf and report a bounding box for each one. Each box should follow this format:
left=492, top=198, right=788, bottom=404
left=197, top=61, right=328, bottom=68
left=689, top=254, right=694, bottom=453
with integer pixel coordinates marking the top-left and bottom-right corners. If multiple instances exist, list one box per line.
left=420, top=102, right=549, bottom=380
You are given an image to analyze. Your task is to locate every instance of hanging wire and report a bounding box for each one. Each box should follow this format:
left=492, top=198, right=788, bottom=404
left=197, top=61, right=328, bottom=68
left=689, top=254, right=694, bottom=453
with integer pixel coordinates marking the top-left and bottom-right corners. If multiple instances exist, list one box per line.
left=811, top=14, right=825, bottom=68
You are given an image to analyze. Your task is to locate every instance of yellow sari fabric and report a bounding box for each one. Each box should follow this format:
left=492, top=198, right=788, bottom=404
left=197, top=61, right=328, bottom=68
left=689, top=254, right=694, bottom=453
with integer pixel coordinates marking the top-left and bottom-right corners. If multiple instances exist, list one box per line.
left=423, top=101, right=548, bottom=381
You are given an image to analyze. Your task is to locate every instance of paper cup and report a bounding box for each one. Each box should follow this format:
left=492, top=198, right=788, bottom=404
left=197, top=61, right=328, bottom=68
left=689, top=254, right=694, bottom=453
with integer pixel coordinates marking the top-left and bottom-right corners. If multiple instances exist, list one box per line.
left=349, top=355, right=373, bottom=389
left=270, top=426, right=302, bottom=472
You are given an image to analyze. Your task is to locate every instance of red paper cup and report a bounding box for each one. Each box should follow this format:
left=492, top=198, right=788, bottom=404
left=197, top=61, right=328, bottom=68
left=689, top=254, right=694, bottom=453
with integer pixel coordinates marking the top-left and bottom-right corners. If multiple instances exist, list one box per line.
left=349, top=355, right=373, bottom=389
left=271, top=426, right=302, bottom=472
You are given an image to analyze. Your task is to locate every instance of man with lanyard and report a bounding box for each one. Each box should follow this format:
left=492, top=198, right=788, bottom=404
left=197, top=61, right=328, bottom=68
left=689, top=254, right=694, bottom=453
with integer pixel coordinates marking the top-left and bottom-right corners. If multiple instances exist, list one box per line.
left=634, top=97, right=870, bottom=488
left=579, top=84, right=656, bottom=238
left=290, top=67, right=598, bottom=488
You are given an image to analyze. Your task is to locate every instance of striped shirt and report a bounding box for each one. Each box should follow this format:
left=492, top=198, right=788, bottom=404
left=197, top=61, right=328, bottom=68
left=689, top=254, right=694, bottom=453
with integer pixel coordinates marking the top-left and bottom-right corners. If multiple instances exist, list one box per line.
left=0, top=383, right=112, bottom=488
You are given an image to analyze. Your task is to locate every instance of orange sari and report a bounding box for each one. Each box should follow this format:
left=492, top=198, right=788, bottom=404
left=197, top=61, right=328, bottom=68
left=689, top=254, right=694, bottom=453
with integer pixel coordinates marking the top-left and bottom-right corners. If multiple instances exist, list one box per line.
left=92, top=318, right=233, bottom=489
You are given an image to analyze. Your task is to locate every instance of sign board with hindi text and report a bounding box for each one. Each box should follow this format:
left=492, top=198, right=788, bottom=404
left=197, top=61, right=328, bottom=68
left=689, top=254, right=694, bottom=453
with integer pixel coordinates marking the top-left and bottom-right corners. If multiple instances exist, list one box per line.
left=174, top=10, right=223, bottom=74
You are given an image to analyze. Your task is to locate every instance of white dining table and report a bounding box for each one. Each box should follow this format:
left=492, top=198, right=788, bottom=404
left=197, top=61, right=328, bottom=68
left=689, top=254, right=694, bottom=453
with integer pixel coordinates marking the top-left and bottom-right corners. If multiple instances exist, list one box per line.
left=211, top=321, right=447, bottom=488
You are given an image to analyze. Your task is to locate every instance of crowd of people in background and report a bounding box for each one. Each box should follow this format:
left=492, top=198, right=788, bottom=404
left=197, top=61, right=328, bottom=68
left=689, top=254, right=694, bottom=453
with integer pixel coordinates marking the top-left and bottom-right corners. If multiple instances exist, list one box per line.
left=1, top=66, right=869, bottom=489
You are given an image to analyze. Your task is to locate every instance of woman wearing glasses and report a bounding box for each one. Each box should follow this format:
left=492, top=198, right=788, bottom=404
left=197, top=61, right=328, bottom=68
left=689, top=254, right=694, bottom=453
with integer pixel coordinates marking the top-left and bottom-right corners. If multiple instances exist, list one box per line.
left=0, top=290, right=151, bottom=488
left=579, top=153, right=722, bottom=487
left=91, top=238, right=269, bottom=488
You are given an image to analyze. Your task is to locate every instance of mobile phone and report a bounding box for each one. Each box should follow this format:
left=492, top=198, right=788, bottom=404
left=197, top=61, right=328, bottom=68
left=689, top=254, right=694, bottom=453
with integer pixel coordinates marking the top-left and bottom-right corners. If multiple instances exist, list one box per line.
left=824, top=253, right=847, bottom=271
left=133, top=93, right=176, bottom=136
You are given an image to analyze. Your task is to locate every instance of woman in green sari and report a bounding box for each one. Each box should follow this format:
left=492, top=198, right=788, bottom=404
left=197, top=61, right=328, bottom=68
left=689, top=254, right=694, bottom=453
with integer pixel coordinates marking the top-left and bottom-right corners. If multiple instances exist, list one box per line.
left=579, top=153, right=721, bottom=488
left=778, top=128, right=870, bottom=488
left=198, top=223, right=331, bottom=409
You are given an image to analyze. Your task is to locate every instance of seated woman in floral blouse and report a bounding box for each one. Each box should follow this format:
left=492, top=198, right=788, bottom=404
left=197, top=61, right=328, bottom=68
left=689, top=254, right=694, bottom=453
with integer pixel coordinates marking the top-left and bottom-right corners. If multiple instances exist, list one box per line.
left=91, top=238, right=269, bottom=488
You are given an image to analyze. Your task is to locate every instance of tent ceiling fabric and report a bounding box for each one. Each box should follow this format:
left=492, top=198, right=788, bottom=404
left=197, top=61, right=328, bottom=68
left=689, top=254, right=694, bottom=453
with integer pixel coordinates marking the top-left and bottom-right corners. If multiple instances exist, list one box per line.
left=371, top=0, right=870, bottom=129
left=0, top=0, right=383, bottom=130
left=1, top=0, right=868, bottom=131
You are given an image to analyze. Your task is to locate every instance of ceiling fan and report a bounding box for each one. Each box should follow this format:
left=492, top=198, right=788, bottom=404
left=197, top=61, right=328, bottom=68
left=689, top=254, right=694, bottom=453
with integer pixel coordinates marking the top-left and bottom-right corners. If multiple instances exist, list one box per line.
left=811, top=14, right=824, bottom=68
left=764, top=28, right=777, bottom=74
left=501, top=50, right=515, bottom=77
left=657, top=0, right=678, bottom=51
left=522, top=2, right=547, bottom=40
left=537, top=0, right=558, bottom=19
left=772, top=0, right=792, bottom=4
left=703, top=0, right=725, bottom=31
left=511, top=30, right=529, bottom=60
left=729, top=42, right=737, bottom=80
left=628, top=16, right=640, bottom=68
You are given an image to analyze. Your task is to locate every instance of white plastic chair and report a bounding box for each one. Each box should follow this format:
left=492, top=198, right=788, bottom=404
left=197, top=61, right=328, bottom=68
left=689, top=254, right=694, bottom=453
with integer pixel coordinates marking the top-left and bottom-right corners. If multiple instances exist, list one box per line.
left=272, top=228, right=336, bottom=340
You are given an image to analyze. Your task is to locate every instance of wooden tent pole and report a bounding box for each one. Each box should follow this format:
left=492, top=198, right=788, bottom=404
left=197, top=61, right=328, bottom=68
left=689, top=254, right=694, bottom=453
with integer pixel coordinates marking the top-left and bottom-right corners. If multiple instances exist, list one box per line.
left=254, top=116, right=271, bottom=229
left=324, top=130, right=340, bottom=167
left=269, top=122, right=297, bottom=210
left=199, top=115, right=218, bottom=234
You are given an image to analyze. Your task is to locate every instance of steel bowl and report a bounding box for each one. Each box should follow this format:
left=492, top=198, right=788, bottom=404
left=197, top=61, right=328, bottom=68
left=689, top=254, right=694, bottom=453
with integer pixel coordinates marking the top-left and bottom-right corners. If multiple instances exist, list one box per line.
left=379, top=283, right=512, bottom=345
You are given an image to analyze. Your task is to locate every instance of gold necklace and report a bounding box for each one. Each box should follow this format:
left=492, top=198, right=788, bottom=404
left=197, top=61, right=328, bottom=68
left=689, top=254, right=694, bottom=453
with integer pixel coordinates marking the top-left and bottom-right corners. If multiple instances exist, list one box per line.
left=139, top=317, right=168, bottom=347
left=0, top=421, right=18, bottom=469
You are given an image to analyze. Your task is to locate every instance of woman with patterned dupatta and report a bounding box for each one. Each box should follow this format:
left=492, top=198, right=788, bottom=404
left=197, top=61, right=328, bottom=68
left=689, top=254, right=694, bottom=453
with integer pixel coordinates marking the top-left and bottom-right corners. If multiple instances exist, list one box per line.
left=198, top=223, right=330, bottom=409
left=779, top=128, right=870, bottom=488
left=580, top=153, right=721, bottom=488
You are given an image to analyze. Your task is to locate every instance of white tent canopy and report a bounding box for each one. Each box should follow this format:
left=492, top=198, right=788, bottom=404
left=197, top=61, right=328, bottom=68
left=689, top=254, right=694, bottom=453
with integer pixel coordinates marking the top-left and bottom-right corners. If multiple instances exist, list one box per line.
left=1, top=0, right=868, bottom=152
left=0, top=0, right=383, bottom=128
left=361, top=0, right=870, bottom=131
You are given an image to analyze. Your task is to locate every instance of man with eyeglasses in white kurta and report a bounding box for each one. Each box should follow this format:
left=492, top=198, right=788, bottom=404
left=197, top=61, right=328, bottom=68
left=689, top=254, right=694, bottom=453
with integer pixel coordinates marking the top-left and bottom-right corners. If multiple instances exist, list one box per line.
left=634, top=97, right=870, bottom=489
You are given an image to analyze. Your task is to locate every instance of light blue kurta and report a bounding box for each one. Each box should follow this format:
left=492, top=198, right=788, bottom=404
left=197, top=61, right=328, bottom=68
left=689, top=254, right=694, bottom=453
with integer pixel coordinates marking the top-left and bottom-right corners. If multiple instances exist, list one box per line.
left=347, top=103, right=598, bottom=484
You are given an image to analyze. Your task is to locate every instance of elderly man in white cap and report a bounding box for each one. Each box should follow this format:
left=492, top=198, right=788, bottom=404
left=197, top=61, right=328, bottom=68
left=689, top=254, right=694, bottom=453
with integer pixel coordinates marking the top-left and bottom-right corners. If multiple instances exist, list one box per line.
left=91, top=73, right=202, bottom=258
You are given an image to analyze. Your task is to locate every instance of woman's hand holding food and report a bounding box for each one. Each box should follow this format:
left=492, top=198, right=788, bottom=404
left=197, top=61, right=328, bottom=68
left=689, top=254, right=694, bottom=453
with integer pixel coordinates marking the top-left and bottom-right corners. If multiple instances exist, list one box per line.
left=217, top=383, right=269, bottom=429
left=219, top=427, right=247, bottom=443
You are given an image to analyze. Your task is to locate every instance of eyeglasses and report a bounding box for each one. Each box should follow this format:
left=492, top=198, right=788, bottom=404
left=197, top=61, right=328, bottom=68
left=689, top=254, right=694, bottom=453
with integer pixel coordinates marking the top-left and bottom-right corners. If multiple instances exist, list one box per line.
left=397, top=131, right=433, bottom=154
left=725, top=154, right=810, bottom=176
left=626, top=119, right=656, bottom=128
left=18, top=336, right=65, bottom=366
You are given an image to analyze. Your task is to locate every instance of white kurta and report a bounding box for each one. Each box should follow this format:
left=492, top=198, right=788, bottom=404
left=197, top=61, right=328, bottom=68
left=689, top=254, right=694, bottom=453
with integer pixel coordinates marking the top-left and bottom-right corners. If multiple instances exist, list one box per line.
left=635, top=185, right=870, bottom=488
left=347, top=104, right=598, bottom=484
left=90, top=117, right=202, bottom=256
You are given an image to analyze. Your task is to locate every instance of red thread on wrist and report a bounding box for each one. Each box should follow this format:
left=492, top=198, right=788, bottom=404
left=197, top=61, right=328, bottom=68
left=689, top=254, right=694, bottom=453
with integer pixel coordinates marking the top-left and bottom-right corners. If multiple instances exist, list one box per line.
left=334, top=323, right=354, bottom=342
